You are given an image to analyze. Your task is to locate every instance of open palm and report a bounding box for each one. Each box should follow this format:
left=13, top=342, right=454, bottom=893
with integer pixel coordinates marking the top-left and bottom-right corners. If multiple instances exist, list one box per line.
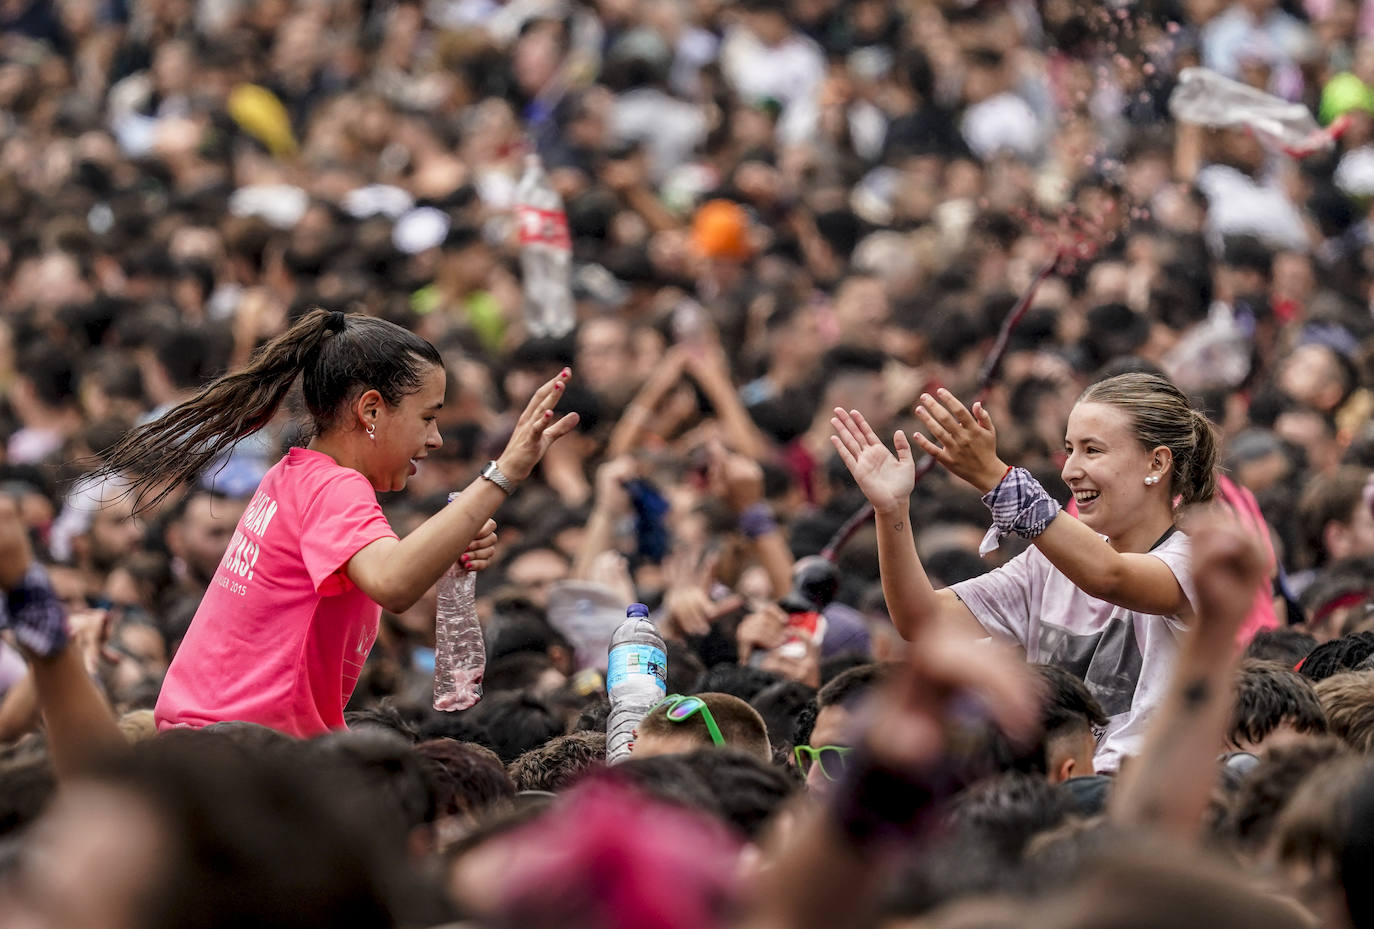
left=830, top=408, right=914, bottom=513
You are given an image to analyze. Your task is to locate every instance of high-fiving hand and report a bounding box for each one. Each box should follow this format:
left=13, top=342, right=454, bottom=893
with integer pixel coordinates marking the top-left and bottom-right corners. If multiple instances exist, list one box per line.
left=496, top=368, right=581, bottom=482
left=829, top=408, right=914, bottom=515
left=909, top=389, right=1009, bottom=494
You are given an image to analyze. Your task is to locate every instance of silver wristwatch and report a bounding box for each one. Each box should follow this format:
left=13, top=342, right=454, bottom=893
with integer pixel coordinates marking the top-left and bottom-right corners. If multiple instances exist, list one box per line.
left=479, top=460, right=515, bottom=495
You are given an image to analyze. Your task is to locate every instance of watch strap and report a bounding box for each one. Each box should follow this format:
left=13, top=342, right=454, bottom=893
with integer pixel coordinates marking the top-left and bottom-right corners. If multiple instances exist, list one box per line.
left=480, top=460, right=515, bottom=495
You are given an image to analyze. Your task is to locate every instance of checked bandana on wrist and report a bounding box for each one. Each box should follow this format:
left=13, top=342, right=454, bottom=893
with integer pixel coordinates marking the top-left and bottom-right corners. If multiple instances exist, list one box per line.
left=978, top=467, right=1061, bottom=556
left=5, top=563, right=68, bottom=658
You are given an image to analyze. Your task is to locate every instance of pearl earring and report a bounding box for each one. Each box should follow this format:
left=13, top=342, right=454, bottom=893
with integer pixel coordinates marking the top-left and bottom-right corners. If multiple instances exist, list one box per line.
left=1144, top=475, right=1158, bottom=485
left=367, top=423, right=376, bottom=440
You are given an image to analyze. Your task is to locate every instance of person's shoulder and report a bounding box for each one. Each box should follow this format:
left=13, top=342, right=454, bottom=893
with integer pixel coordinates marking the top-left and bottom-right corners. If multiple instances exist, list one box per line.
left=1156, top=529, right=1191, bottom=556
left=279, top=448, right=373, bottom=495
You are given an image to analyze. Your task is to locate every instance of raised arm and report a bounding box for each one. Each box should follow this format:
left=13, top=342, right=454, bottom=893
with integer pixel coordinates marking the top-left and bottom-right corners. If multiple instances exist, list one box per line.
left=829, top=409, right=983, bottom=641
left=911, top=390, right=1190, bottom=617
left=1110, top=517, right=1264, bottom=839
left=346, top=370, right=579, bottom=613
left=0, top=497, right=124, bottom=776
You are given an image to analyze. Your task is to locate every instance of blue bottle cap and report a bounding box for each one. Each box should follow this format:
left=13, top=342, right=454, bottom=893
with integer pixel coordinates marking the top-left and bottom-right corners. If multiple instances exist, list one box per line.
left=626, top=603, right=650, bottom=618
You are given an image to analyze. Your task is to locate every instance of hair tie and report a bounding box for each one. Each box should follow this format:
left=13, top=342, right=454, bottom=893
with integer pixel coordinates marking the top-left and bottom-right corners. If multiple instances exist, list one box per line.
left=325, top=310, right=347, bottom=333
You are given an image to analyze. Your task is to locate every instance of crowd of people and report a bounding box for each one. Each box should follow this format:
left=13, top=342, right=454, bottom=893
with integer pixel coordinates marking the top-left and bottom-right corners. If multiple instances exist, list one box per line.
left=6, top=0, right=1374, bottom=926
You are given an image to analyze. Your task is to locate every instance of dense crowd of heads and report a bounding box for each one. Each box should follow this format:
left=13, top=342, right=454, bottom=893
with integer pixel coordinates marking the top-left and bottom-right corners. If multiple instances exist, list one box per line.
left=9, top=0, right=1374, bottom=927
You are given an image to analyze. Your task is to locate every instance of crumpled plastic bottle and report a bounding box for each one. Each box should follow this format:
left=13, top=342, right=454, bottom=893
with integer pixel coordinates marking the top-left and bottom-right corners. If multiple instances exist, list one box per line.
left=433, top=493, right=485, bottom=711
left=1169, top=67, right=1348, bottom=158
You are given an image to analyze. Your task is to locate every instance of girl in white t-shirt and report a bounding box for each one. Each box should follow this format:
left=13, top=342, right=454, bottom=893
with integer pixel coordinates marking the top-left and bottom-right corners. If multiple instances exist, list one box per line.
left=830, top=373, right=1219, bottom=770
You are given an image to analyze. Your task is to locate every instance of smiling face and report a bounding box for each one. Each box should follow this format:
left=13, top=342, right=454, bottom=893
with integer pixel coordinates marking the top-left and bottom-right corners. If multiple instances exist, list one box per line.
left=1061, top=402, right=1167, bottom=543
left=367, top=363, right=446, bottom=493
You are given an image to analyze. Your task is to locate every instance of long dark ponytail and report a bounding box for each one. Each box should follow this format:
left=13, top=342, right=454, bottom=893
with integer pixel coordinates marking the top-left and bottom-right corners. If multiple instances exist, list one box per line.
left=98, top=309, right=443, bottom=510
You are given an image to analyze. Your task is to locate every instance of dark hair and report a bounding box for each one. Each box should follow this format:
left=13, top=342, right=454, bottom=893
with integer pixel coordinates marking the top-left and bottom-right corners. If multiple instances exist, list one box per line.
left=1244, top=628, right=1318, bottom=667
left=749, top=679, right=817, bottom=751
left=507, top=731, right=607, bottom=793
left=484, top=652, right=559, bottom=694
left=606, top=755, right=725, bottom=820
left=676, top=748, right=798, bottom=841
left=97, top=309, right=443, bottom=509
left=690, top=664, right=784, bottom=703
left=343, top=705, right=421, bottom=743
left=1077, top=372, right=1219, bottom=506
left=1299, top=632, right=1374, bottom=682
left=1036, top=665, right=1109, bottom=740
left=310, top=729, right=438, bottom=835
left=0, top=757, right=56, bottom=838
left=1225, top=736, right=1350, bottom=853
left=470, top=692, right=565, bottom=764
left=949, top=770, right=1078, bottom=860
left=817, top=662, right=895, bottom=711
left=1298, top=467, right=1372, bottom=569
left=414, top=739, right=515, bottom=820
left=87, top=732, right=413, bottom=929
left=1229, top=659, right=1328, bottom=748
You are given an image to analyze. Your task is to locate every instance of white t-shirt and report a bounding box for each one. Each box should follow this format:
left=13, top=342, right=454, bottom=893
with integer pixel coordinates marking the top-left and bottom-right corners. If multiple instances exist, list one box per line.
left=950, top=531, right=1195, bottom=772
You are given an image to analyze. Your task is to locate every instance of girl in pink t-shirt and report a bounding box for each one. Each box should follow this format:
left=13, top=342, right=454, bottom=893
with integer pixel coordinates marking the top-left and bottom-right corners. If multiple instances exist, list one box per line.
left=95, top=309, right=578, bottom=737
left=830, top=373, right=1225, bottom=772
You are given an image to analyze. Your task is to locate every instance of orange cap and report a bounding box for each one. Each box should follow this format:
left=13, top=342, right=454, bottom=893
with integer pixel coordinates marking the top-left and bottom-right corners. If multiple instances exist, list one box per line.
left=690, top=199, right=752, bottom=260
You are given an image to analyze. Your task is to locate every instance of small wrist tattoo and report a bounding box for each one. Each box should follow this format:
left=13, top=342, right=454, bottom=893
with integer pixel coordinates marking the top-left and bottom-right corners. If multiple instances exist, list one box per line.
left=1182, top=679, right=1210, bottom=708
left=893, top=521, right=905, bottom=532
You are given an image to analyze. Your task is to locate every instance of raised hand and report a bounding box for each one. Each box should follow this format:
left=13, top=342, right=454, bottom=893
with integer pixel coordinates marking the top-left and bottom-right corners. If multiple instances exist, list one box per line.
left=706, top=440, right=764, bottom=514
left=496, top=368, right=581, bottom=482
left=829, top=408, right=914, bottom=515
left=1189, top=514, right=1268, bottom=643
left=910, top=389, right=1009, bottom=494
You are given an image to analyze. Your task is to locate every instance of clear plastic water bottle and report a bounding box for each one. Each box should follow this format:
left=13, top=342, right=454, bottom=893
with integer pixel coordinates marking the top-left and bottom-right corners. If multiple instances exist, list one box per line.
left=515, top=154, right=575, bottom=338
left=434, top=493, right=485, bottom=711
left=605, top=603, right=667, bottom=764
left=1169, top=67, right=1336, bottom=156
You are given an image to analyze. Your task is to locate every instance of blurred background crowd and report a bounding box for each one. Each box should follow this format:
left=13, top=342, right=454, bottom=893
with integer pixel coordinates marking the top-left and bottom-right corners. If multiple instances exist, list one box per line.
left=10, top=0, right=1374, bottom=926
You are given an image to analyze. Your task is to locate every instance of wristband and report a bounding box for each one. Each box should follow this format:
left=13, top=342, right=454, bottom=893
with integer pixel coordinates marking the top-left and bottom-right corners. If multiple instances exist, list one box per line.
left=5, top=563, right=68, bottom=658
left=978, top=466, right=1061, bottom=556
left=737, top=502, right=777, bottom=540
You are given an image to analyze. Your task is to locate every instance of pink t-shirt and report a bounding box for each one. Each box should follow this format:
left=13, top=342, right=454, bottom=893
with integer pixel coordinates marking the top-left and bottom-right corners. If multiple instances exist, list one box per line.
left=156, top=447, right=398, bottom=738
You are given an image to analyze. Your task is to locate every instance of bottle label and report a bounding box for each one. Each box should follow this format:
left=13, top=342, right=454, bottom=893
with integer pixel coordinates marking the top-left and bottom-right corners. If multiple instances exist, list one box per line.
left=516, top=205, right=571, bottom=250
left=606, top=644, right=667, bottom=693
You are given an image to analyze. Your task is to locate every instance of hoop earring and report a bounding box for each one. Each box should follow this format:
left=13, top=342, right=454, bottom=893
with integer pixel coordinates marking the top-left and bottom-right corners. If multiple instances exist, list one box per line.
left=367, top=423, right=376, bottom=440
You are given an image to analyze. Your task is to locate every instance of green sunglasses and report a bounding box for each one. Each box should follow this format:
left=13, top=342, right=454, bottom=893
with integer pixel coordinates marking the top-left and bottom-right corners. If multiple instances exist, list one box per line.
left=794, top=744, right=854, bottom=781
left=656, top=694, right=725, bottom=747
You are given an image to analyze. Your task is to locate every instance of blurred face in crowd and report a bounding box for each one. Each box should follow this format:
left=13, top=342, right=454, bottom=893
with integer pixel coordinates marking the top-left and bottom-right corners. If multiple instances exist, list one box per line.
left=1275, top=409, right=1341, bottom=475
left=576, top=318, right=634, bottom=396
left=514, top=20, right=565, bottom=96
left=168, top=494, right=250, bottom=587
left=822, top=371, right=888, bottom=432
left=832, top=276, right=889, bottom=348
left=745, top=9, right=791, bottom=46
left=81, top=498, right=145, bottom=574
left=505, top=548, right=570, bottom=608
left=774, top=306, right=825, bottom=372
left=801, top=702, right=856, bottom=798
left=1327, top=497, right=1374, bottom=562
left=1278, top=345, right=1347, bottom=413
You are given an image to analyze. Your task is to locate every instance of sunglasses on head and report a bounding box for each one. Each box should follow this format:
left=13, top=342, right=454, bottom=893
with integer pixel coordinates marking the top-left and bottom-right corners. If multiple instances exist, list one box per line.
left=794, top=744, right=854, bottom=781
left=656, top=694, right=725, bottom=747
